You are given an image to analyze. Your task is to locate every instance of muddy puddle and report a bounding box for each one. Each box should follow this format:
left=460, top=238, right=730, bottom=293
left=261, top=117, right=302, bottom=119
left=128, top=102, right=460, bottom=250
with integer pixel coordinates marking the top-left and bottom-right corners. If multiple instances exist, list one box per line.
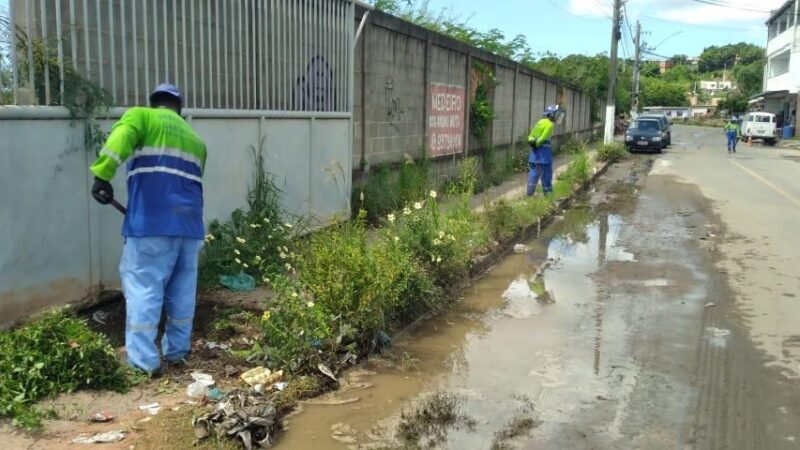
left=274, top=158, right=709, bottom=449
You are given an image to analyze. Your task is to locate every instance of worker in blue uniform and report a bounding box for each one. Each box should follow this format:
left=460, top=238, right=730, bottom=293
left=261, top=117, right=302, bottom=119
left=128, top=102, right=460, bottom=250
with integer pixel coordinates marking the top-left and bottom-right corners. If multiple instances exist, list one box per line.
left=89, top=84, right=208, bottom=375
left=724, top=117, right=739, bottom=154
left=527, top=105, right=565, bottom=196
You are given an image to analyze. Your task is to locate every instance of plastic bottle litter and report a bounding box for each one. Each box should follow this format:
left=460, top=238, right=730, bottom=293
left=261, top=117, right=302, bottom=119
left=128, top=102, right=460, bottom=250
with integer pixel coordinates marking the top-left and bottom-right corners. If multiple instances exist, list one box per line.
left=72, top=430, right=126, bottom=444
left=186, top=372, right=216, bottom=399
left=513, top=244, right=532, bottom=253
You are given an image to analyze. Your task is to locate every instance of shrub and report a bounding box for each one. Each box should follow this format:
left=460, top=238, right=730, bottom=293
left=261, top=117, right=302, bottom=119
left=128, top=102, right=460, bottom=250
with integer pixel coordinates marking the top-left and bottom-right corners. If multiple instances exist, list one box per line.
left=0, top=312, right=129, bottom=429
left=596, top=143, right=627, bottom=163
left=198, top=147, right=294, bottom=290
left=556, top=134, right=586, bottom=156
left=356, top=159, right=430, bottom=224
left=560, top=151, right=591, bottom=186
left=485, top=199, right=516, bottom=240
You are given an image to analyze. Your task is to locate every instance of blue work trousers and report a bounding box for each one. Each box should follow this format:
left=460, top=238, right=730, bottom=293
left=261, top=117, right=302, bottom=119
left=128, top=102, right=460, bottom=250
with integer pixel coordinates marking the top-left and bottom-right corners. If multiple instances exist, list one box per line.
left=120, top=236, right=204, bottom=373
left=527, top=163, right=553, bottom=196
left=726, top=131, right=738, bottom=152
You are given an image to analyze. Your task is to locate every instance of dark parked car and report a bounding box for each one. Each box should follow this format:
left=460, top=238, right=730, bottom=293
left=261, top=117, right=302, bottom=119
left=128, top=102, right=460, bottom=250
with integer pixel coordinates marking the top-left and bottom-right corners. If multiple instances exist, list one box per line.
left=640, top=114, right=671, bottom=146
left=625, top=118, right=666, bottom=153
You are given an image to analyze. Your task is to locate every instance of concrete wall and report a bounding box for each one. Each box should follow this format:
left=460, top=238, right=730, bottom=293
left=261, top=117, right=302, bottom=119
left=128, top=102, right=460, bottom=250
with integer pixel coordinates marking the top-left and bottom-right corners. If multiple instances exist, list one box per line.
left=0, top=110, right=351, bottom=326
left=354, top=9, right=600, bottom=184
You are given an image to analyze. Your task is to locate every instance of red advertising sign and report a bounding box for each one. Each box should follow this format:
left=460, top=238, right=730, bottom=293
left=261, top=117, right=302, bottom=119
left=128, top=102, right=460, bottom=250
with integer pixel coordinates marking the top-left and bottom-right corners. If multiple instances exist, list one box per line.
left=428, top=84, right=465, bottom=157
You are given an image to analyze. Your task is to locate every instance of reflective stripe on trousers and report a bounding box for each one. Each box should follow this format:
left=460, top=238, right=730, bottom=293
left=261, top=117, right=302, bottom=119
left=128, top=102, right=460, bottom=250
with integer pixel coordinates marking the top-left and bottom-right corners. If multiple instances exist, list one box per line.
left=120, top=237, right=204, bottom=373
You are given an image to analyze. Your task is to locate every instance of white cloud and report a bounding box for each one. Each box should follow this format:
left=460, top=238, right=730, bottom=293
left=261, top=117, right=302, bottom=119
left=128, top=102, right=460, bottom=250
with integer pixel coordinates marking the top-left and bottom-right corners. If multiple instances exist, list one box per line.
left=567, top=0, right=613, bottom=18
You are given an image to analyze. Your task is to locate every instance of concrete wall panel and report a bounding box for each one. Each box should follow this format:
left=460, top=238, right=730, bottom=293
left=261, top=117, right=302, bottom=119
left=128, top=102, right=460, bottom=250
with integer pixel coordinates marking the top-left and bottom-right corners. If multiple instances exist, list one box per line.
left=491, top=65, right=516, bottom=147
left=514, top=73, right=533, bottom=142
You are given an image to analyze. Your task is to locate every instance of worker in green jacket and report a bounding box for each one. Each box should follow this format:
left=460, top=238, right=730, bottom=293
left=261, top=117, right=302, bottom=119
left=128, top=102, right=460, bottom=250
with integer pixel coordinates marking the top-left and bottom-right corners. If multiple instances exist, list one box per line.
left=527, top=105, right=565, bottom=196
left=724, top=117, right=739, bottom=154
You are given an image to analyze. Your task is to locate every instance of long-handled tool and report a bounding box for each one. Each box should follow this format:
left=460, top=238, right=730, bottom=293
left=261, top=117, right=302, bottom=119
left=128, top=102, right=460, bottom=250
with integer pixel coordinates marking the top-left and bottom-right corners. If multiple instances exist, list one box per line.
left=110, top=199, right=127, bottom=214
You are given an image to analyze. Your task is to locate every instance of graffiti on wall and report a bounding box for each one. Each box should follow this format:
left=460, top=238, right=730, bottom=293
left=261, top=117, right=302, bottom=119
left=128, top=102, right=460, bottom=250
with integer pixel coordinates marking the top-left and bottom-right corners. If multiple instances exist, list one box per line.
left=427, top=83, right=465, bottom=157
left=384, top=77, right=404, bottom=123
left=294, top=55, right=336, bottom=111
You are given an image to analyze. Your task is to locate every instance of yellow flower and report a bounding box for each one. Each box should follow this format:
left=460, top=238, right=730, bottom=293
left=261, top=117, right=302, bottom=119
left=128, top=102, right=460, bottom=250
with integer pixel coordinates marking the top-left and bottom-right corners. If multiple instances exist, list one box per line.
left=234, top=249, right=241, bottom=255
left=436, top=256, right=442, bottom=263
left=433, top=238, right=441, bottom=246
left=235, top=258, right=242, bottom=264
left=292, top=292, right=299, bottom=298
left=236, top=237, right=246, bottom=244
left=262, top=276, right=270, bottom=283
left=387, top=213, right=396, bottom=223
left=255, top=255, right=262, bottom=262
left=438, top=231, right=445, bottom=239
left=285, top=263, right=292, bottom=271
left=414, top=202, right=423, bottom=210
left=242, top=262, right=249, bottom=268
left=279, top=252, right=287, bottom=259
left=263, top=217, right=270, bottom=223
left=204, top=234, right=215, bottom=242
left=429, top=190, right=438, bottom=199
left=307, top=301, right=315, bottom=308
left=261, top=310, right=271, bottom=321
left=250, top=223, right=260, bottom=229
left=394, top=236, right=400, bottom=242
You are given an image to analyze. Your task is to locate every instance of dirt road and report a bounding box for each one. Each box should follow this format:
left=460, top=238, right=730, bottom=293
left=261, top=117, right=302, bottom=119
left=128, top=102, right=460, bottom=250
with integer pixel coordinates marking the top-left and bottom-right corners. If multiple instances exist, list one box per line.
left=276, top=126, right=800, bottom=449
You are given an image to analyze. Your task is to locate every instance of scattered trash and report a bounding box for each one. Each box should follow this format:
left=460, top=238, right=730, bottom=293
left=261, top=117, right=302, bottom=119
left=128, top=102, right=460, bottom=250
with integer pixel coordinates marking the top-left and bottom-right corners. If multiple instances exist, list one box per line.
left=207, top=387, right=225, bottom=401
left=318, top=363, right=338, bottom=383
left=376, top=330, right=392, bottom=348
left=72, top=430, right=126, bottom=444
left=89, top=410, right=115, bottom=423
left=193, top=390, right=277, bottom=450
left=253, top=384, right=265, bottom=394
left=205, top=341, right=230, bottom=351
left=225, top=365, right=240, bottom=377
left=187, top=372, right=217, bottom=399
left=513, top=244, right=532, bottom=253
left=241, top=367, right=283, bottom=387
left=91, top=311, right=110, bottom=325
left=219, top=271, right=256, bottom=292
left=705, top=302, right=716, bottom=308
left=138, top=402, right=161, bottom=415
left=272, top=382, right=288, bottom=392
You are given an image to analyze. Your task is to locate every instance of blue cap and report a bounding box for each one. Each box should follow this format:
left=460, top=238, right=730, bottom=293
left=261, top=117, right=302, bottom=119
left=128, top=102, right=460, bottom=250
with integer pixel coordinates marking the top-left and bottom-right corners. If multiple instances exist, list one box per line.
left=149, top=83, right=183, bottom=105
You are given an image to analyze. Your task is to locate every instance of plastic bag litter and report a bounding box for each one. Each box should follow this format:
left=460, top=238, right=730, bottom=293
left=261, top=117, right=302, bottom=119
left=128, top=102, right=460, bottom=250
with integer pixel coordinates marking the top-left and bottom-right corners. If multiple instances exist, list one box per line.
left=187, top=372, right=216, bottom=399
left=72, top=430, right=126, bottom=444
left=89, top=410, right=115, bottom=422
left=219, top=271, right=256, bottom=292
left=193, top=390, right=277, bottom=450
left=138, top=402, right=161, bottom=415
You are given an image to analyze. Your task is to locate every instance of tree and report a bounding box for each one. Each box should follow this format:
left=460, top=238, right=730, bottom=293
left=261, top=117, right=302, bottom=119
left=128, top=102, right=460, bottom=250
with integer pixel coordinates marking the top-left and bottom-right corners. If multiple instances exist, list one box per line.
left=698, top=42, right=763, bottom=72
left=718, top=93, right=748, bottom=114
left=733, top=60, right=764, bottom=97
left=640, top=62, right=660, bottom=78
left=640, top=77, right=689, bottom=107
left=671, top=54, right=689, bottom=65
left=662, top=64, right=697, bottom=83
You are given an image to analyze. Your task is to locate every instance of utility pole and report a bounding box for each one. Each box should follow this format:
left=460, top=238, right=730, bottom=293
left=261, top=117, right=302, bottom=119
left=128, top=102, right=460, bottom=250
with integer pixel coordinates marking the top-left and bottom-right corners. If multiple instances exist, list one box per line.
left=603, top=0, right=623, bottom=144
left=630, top=20, right=641, bottom=119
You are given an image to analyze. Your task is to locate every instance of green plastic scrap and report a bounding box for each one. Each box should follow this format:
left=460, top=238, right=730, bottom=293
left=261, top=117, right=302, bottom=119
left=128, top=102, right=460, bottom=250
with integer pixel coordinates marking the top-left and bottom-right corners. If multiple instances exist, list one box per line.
left=219, top=271, right=256, bottom=292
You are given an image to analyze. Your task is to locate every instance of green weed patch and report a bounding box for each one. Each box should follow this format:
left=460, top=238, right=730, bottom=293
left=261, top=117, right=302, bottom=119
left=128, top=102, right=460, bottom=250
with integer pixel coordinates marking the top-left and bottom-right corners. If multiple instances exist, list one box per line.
left=0, top=312, right=129, bottom=429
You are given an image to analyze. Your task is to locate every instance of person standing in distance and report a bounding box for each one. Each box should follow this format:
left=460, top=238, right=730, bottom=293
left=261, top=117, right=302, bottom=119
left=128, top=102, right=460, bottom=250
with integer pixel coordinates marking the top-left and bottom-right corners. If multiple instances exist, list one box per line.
left=724, top=117, right=739, bottom=154
left=526, top=105, right=564, bottom=196
left=89, top=84, right=207, bottom=376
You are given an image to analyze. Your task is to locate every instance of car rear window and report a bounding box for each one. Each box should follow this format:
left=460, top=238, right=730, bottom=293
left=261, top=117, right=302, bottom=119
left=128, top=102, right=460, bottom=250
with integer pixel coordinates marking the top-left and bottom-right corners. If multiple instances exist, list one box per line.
left=633, top=120, right=661, bottom=131
left=755, top=116, right=772, bottom=123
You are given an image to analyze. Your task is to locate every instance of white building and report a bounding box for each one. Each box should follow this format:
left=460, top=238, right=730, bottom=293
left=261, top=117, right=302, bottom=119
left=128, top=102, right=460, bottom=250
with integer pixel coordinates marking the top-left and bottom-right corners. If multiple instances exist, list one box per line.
left=760, top=0, right=798, bottom=126
left=699, top=80, right=735, bottom=92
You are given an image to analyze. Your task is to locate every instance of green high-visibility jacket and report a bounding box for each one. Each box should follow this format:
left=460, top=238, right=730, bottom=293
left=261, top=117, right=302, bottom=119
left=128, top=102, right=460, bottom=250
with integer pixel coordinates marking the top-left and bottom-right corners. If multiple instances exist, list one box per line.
left=527, top=118, right=554, bottom=147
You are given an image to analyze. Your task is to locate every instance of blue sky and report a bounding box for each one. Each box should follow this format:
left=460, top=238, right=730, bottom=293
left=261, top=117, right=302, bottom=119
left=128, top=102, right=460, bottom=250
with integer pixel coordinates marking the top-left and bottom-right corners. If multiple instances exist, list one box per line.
left=424, top=0, right=787, bottom=59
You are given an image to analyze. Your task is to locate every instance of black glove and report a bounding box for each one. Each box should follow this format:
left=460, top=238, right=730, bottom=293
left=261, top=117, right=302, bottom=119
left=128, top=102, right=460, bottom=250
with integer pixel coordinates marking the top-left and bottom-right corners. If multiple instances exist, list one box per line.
left=91, top=177, right=114, bottom=205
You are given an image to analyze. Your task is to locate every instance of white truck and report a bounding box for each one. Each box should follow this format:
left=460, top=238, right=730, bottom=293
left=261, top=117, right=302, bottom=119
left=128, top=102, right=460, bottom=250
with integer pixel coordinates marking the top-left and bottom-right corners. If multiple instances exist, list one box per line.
left=741, top=112, right=778, bottom=145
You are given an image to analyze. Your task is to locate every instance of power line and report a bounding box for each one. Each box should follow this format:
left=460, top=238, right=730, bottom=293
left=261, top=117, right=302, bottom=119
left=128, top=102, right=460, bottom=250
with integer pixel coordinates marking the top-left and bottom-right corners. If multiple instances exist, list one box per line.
left=637, top=12, right=766, bottom=32
left=543, top=0, right=608, bottom=21
left=690, top=0, right=774, bottom=14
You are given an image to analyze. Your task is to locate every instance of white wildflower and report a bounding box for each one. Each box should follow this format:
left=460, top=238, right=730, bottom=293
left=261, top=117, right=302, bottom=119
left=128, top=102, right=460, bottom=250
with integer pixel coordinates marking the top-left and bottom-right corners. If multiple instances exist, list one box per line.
left=429, top=190, right=438, bottom=199
left=236, top=237, right=246, bottom=244
left=307, top=301, right=315, bottom=308
left=403, top=207, right=412, bottom=216
left=387, top=213, right=396, bottom=223
left=414, top=202, right=423, bottom=210
left=234, top=249, right=241, bottom=255
left=235, top=258, right=242, bottom=264
left=242, top=263, right=249, bottom=268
